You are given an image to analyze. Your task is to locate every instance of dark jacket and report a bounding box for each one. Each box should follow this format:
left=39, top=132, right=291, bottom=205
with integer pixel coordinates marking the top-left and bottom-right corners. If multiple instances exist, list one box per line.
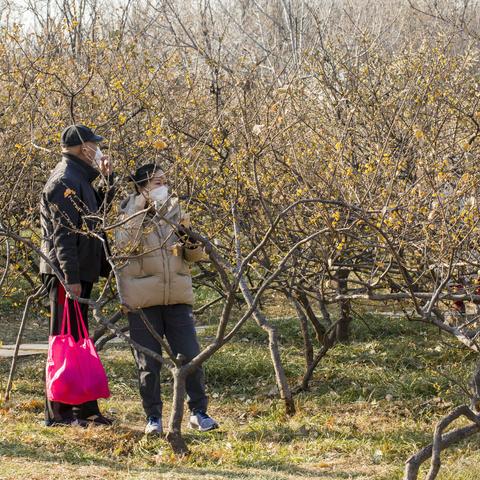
left=40, top=153, right=114, bottom=284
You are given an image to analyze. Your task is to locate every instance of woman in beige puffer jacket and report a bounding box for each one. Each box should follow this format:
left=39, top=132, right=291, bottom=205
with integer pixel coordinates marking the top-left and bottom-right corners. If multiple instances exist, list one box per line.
left=115, top=163, right=218, bottom=435
left=116, top=186, right=203, bottom=309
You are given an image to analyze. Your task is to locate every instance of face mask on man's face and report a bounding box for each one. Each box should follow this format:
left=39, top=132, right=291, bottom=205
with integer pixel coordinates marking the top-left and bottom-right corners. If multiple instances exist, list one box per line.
left=94, top=147, right=103, bottom=166
left=84, top=145, right=103, bottom=168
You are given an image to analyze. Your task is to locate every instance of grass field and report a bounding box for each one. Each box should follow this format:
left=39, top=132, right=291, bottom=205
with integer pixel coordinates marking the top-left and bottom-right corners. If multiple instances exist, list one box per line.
left=1, top=300, right=480, bottom=480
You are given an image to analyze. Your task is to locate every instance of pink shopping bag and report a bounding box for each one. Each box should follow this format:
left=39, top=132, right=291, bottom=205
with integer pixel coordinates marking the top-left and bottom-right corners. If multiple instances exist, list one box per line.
left=46, top=297, right=110, bottom=405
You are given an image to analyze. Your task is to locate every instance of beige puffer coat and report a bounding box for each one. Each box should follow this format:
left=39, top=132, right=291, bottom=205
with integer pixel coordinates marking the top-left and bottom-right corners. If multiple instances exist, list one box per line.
left=115, top=194, right=204, bottom=309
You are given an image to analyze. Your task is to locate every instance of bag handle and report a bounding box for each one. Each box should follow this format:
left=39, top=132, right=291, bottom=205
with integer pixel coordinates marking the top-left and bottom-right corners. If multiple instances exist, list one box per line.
left=73, top=300, right=89, bottom=340
left=60, top=297, right=88, bottom=340
left=60, top=297, right=72, bottom=336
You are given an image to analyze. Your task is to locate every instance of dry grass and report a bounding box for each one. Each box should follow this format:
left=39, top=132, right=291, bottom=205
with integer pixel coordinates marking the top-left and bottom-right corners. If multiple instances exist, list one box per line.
left=1, top=311, right=480, bottom=479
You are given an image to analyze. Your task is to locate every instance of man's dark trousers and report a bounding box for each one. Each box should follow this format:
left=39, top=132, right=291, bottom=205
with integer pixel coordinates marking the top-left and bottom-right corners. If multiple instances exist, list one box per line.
left=127, top=304, right=208, bottom=418
left=43, top=274, right=101, bottom=424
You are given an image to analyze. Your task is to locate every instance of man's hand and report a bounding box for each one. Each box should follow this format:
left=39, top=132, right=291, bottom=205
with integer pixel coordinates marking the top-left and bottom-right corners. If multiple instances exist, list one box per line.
left=66, top=283, right=82, bottom=298
left=98, top=155, right=113, bottom=176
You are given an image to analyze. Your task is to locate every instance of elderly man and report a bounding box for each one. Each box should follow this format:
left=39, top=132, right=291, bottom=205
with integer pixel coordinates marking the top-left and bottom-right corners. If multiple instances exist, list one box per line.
left=40, top=124, right=115, bottom=426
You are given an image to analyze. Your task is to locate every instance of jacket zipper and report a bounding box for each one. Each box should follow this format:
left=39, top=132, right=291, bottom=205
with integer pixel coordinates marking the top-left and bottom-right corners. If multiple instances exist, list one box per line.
left=157, top=222, right=169, bottom=304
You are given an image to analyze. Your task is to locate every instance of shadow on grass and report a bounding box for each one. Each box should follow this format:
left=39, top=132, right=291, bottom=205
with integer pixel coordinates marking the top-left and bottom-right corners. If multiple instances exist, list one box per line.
left=180, top=431, right=367, bottom=478
left=234, top=423, right=432, bottom=453
left=162, top=466, right=367, bottom=479
left=0, top=435, right=366, bottom=480
left=0, top=439, right=126, bottom=470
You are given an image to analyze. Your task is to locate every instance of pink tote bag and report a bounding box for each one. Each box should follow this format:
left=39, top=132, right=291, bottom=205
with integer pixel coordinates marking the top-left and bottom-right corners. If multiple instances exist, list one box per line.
left=46, top=297, right=110, bottom=405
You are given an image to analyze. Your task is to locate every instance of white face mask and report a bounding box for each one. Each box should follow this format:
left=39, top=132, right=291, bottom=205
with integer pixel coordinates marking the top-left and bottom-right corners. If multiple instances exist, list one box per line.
left=149, top=185, right=169, bottom=204
left=94, top=147, right=103, bottom=168
left=85, top=145, right=103, bottom=168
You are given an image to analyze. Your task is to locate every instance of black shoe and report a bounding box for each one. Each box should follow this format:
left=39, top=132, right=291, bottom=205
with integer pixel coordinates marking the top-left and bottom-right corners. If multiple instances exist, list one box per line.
left=81, top=414, right=114, bottom=426
left=45, top=418, right=89, bottom=428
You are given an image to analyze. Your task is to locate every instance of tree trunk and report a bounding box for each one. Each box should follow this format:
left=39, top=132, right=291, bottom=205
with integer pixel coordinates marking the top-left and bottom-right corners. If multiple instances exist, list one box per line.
left=403, top=406, right=480, bottom=480
left=298, top=291, right=326, bottom=341
left=335, top=269, right=351, bottom=342
left=166, top=365, right=189, bottom=455
left=239, top=279, right=295, bottom=415
left=292, top=298, right=313, bottom=368
left=296, top=324, right=337, bottom=392
left=265, top=323, right=296, bottom=415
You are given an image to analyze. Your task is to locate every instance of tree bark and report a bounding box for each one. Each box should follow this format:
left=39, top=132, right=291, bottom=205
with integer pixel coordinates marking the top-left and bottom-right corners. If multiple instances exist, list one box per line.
left=298, top=291, right=326, bottom=341
left=295, top=322, right=338, bottom=393
left=166, top=363, right=189, bottom=455
left=240, top=279, right=295, bottom=415
left=335, top=269, right=351, bottom=342
left=404, top=405, right=480, bottom=480
left=265, top=323, right=296, bottom=415
left=292, top=298, right=314, bottom=368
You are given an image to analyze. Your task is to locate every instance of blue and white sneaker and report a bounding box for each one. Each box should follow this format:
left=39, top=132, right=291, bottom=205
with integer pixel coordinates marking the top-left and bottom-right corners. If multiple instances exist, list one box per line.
left=145, top=415, right=163, bottom=435
left=189, top=410, right=219, bottom=432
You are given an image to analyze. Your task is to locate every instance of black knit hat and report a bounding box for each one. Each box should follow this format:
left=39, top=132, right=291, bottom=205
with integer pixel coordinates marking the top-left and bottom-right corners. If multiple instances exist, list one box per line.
left=61, top=124, right=104, bottom=147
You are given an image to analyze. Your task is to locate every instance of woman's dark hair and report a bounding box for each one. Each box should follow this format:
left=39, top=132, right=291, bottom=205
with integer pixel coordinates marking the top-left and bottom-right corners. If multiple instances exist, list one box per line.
left=129, top=163, right=162, bottom=193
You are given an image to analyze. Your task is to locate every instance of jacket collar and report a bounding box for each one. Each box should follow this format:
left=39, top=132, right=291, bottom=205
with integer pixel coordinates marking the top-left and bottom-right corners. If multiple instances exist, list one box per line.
left=62, top=153, right=99, bottom=183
